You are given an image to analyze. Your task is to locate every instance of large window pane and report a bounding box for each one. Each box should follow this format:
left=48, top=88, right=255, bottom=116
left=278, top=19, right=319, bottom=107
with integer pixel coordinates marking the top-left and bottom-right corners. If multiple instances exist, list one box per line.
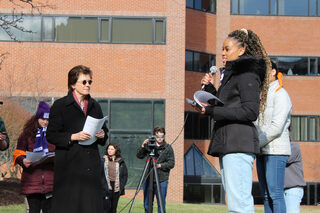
left=100, top=19, right=109, bottom=41
left=310, top=58, right=317, bottom=75
left=194, top=52, right=200, bottom=72
left=43, top=17, right=54, bottom=41
left=110, top=132, right=151, bottom=188
left=290, top=116, right=300, bottom=141
left=231, top=0, right=239, bottom=14
left=270, top=0, right=277, bottom=15
left=195, top=0, right=201, bottom=10
left=110, top=101, right=152, bottom=130
left=155, top=20, right=164, bottom=43
left=202, top=0, right=216, bottom=13
left=186, top=0, right=194, bottom=8
left=185, top=51, right=193, bottom=71
left=277, top=57, right=308, bottom=75
left=310, top=0, right=317, bottom=16
left=300, top=117, right=308, bottom=141
left=278, top=0, right=308, bottom=16
left=55, top=17, right=98, bottom=42
left=199, top=53, right=210, bottom=73
left=154, top=101, right=165, bottom=127
left=0, top=15, right=41, bottom=41
left=309, top=117, right=317, bottom=141
left=239, top=0, right=268, bottom=15
left=112, top=19, right=152, bottom=43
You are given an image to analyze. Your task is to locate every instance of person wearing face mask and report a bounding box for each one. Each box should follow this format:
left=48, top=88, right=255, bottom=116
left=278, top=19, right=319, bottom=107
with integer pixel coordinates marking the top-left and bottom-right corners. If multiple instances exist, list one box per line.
left=137, top=126, right=175, bottom=213
left=46, top=65, right=108, bottom=213
left=255, top=61, right=292, bottom=213
left=200, top=29, right=270, bottom=213
left=13, top=101, right=55, bottom=213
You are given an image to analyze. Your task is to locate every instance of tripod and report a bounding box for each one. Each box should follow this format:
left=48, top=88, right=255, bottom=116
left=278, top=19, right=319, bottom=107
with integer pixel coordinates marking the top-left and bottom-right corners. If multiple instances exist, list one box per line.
left=129, top=148, right=165, bottom=213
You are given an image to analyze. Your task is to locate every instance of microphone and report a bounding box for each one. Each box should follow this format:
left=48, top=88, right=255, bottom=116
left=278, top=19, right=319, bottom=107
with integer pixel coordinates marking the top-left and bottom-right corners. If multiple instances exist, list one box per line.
left=201, top=66, right=218, bottom=90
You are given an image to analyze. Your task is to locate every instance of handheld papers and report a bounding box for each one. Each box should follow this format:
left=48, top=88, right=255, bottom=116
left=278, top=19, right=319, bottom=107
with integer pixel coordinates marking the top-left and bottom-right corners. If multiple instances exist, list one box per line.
left=193, top=90, right=224, bottom=107
left=79, top=115, right=107, bottom=146
left=26, top=151, right=55, bottom=164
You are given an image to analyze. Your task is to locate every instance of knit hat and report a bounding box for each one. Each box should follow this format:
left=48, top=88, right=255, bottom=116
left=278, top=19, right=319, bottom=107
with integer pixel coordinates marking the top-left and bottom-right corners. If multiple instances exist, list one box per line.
left=35, top=101, right=50, bottom=119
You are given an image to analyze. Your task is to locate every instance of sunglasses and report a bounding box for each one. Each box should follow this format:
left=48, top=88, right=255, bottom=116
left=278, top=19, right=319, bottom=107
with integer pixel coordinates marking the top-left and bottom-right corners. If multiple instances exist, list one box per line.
left=155, top=134, right=164, bottom=138
left=78, top=80, right=92, bottom=85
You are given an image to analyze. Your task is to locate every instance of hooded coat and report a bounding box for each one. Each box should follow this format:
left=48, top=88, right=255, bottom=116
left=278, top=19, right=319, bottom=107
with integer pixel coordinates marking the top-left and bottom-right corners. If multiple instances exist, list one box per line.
left=206, top=56, right=266, bottom=157
left=46, top=91, right=108, bottom=213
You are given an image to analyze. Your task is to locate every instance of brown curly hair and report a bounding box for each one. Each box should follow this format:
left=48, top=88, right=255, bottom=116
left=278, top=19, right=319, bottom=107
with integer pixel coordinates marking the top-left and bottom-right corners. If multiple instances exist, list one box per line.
left=22, top=115, right=40, bottom=138
left=227, top=29, right=271, bottom=121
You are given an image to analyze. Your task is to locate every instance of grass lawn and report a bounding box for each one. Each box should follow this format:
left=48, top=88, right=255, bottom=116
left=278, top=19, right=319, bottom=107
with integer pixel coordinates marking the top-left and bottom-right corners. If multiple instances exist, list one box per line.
left=0, top=198, right=319, bottom=213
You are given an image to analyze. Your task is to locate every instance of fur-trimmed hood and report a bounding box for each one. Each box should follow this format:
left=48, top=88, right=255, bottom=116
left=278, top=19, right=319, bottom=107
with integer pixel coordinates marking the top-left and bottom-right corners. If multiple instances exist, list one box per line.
left=225, top=56, right=267, bottom=82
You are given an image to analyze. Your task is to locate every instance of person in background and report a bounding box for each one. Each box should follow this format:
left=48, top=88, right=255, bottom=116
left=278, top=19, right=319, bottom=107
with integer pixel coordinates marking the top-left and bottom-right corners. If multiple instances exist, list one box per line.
left=201, top=28, right=270, bottom=213
left=255, top=61, right=292, bottom=213
left=0, top=101, right=10, bottom=151
left=284, top=139, right=306, bottom=213
left=46, top=65, right=108, bottom=213
left=13, top=101, right=55, bottom=213
left=102, top=143, right=128, bottom=213
left=137, top=126, right=175, bottom=213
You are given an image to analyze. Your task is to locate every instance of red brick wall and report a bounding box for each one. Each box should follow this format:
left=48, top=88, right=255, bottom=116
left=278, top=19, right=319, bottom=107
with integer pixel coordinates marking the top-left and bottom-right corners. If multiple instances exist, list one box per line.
left=0, top=0, right=186, bottom=203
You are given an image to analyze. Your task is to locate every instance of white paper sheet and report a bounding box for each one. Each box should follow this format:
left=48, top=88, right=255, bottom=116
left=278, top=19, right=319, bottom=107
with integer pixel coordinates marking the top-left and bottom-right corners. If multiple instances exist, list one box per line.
left=194, top=90, right=224, bottom=107
left=26, top=151, right=55, bottom=163
left=79, top=115, right=107, bottom=146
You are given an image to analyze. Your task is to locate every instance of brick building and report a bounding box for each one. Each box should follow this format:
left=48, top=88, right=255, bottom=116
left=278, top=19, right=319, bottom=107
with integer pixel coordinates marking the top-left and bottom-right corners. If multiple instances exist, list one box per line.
left=0, top=0, right=319, bottom=206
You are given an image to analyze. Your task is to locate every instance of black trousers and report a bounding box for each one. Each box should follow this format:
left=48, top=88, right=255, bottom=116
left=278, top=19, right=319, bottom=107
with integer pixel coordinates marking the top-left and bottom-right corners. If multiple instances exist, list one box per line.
left=104, top=181, right=120, bottom=213
left=26, top=194, right=52, bottom=213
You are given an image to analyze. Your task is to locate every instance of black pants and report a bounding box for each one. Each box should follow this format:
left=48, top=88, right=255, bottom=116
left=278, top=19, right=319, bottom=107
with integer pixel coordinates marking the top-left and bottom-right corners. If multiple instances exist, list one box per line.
left=26, top=194, right=52, bottom=213
left=104, top=181, right=120, bottom=213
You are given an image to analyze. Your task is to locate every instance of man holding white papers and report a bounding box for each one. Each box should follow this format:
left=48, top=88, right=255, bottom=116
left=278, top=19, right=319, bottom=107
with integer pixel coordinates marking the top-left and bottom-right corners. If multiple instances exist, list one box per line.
left=47, top=65, right=108, bottom=213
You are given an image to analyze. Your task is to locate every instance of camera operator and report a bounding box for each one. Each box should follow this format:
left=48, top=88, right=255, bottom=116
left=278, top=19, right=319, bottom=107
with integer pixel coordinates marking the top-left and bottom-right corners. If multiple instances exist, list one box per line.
left=136, top=126, right=175, bottom=213
left=0, top=102, right=10, bottom=151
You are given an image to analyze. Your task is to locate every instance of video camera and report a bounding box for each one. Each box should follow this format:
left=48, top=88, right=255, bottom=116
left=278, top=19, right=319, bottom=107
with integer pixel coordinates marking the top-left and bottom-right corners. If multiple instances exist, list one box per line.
left=147, top=136, right=157, bottom=149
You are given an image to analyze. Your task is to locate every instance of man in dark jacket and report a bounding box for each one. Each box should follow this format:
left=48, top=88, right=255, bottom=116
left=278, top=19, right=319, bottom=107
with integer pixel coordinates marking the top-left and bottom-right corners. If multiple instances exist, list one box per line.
left=137, top=126, right=175, bottom=213
left=0, top=102, right=9, bottom=151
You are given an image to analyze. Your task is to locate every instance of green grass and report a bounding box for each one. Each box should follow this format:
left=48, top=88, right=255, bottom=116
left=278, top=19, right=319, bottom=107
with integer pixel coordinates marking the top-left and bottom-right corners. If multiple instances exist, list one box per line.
left=1, top=198, right=319, bottom=213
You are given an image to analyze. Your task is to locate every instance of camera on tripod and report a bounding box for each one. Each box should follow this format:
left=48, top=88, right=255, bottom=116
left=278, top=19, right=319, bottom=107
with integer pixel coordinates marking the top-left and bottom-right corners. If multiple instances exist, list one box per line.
left=147, top=136, right=157, bottom=149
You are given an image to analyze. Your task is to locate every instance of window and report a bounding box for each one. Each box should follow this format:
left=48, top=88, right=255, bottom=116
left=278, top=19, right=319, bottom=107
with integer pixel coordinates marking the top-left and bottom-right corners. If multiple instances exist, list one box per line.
left=185, top=50, right=216, bottom=73
left=184, top=144, right=224, bottom=204
left=184, top=112, right=212, bottom=139
left=97, top=99, right=165, bottom=188
left=231, top=0, right=320, bottom=16
left=0, top=14, right=166, bottom=44
left=187, top=0, right=216, bottom=13
left=290, top=115, right=320, bottom=142
left=270, top=56, right=320, bottom=76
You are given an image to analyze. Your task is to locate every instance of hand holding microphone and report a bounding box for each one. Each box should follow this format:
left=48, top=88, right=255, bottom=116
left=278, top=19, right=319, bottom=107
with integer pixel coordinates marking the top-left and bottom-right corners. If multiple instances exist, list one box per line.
left=201, top=66, right=217, bottom=90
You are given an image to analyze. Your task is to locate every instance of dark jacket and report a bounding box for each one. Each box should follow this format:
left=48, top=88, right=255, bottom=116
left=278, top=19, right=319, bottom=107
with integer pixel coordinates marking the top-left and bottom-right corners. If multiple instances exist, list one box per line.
left=16, top=132, right=55, bottom=195
left=46, top=91, right=108, bottom=213
left=206, top=57, right=266, bottom=157
left=137, top=141, right=175, bottom=183
left=101, top=157, right=128, bottom=196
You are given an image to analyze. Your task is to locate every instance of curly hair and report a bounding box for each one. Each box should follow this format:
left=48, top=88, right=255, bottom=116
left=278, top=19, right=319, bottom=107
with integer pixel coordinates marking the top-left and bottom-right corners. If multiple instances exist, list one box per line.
left=105, top=142, right=122, bottom=159
left=227, top=29, right=271, bottom=121
left=22, top=115, right=39, bottom=138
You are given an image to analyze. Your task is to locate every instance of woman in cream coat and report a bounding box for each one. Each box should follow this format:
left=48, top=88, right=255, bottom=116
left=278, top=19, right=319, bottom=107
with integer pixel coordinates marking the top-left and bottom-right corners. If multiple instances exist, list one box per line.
left=255, top=61, right=292, bottom=213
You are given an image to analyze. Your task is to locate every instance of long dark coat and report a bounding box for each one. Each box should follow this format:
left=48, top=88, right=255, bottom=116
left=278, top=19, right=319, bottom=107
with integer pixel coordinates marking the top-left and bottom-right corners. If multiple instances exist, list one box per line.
left=46, top=91, right=108, bottom=213
left=205, top=56, right=266, bottom=157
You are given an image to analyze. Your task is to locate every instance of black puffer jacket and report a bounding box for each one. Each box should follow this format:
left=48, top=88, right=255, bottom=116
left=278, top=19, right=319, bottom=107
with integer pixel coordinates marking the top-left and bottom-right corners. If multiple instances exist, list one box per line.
left=205, top=56, right=266, bottom=157
left=136, top=141, right=175, bottom=183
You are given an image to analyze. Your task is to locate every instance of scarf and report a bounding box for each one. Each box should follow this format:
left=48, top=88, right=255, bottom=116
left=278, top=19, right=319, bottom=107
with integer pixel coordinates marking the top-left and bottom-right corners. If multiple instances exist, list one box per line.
left=72, top=91, right=88, bottom=115
left=103, top=155, right=120, bottom=192
left=275, top=72, right=283, bottom=93
left=33, top=127, right=49, bottom=153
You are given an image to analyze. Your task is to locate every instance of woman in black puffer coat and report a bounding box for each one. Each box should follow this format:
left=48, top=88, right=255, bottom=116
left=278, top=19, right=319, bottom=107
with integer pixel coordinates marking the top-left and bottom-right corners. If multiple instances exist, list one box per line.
left=200, top=29, right=270, bottom=213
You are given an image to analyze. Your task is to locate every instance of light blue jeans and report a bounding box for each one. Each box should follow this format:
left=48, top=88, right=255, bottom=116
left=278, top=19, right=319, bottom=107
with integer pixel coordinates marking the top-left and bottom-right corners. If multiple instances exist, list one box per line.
left=257, top=155, right=288, bottom=213
left=219, top=153, right=255, bottom=213
left=284, top=187, right=304, bottom=213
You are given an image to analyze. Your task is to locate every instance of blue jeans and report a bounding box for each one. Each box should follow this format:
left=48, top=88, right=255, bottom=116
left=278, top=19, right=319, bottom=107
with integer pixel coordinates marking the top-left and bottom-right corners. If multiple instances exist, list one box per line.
left=284, top=187, right=304, bottom=213
left=219, top=153, right=255, bottom=213
left=143, top=179, right=168, bottom=213
left=257, top=155, right=289, bottom=213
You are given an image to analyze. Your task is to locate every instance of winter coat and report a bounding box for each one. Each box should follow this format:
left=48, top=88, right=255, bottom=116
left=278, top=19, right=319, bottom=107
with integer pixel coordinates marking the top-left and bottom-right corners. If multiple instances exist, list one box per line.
left=137, top=141, right=175, bottom=182
left=206, top=56, right=266, bottom=157
left=15, top=132, right=55, bottom=195
left=46, top=91, right=108, bottom=213
left=101, top=157, right=128, bottom=196
left=0, top=117, right=10, bottom=150
left=255, top=80, right=292, bottom=155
